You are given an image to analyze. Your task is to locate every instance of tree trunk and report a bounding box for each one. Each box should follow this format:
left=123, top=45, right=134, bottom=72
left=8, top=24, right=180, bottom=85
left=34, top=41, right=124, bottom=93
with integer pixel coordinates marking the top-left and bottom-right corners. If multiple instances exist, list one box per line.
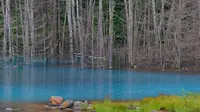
left=42, top=0, right=47, bottom=61
left=2, top=0, right=11, bottom=63
left=76, top=0, right=83, bottom=69
left=57, top=0, right=61, bottom=63
left=15, top=0, right=19, bottom=65
left=18, top=0, right=25, bottom=62
left=124, top=0, right=133, bottom=67
left=174, top=1, right=182, bottom=69
left=29, top=0, right=35, bottom=63
left=98, top=0, right=104, bottom=68
left=6, top=0, right=11, bottom=62
left=67, top=0, right=74, bottom=64
left=158, top=0, right=165, bottom=66
left=133, top=1, right=137, bottom=63
left=62, top=0, right=68, bottom=59
left=24, top=0, right=30, bottom=64
left=152, top=0, right=158, bottom=46
left=71, top=0, right=77, bottom=52
left=91, top=0, right=95, bottom=68
left=1, top=0, right=7, bottom=63
left=108, top=0, right=115, bottom=69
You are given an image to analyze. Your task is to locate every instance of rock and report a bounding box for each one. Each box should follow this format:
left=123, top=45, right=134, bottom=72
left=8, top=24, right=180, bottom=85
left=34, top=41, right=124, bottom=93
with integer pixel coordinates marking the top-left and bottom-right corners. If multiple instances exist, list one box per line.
left=74, top=101, right=84, bottom=105
left=92, top=110, right=96, bottom=112
left=131, top=64, right=137, bottom=69
left=60, top=100, right=73, bottom=109
left=49, top=96, right=63, bottom=106
left=127, top=104, right=139, bottom=110
left=5, top=108, right=21, bottom=111
left=64, top=108, right=74, bottom=112
left=84, top=100, right=88, bottom=105
left=87, top=104, right=92, bottom=110
left=5, top=108, right=12, bottom=111
left=73, top=101, right=84, bottom=110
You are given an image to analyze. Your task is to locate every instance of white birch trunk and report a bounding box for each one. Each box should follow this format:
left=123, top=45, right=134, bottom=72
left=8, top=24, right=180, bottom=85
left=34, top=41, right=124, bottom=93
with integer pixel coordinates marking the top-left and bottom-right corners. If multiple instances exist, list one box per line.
left=71, top=0, right=77, bottom=50
left=29, top=0, right=35, bottom=63
left=76, top=0, right=83, bottom=69
left=24, top=0, right=30, bottom=64
left=152, top=0, right=158, bottom=46
left=108, top=0, right=115, bottom=69
left=1, top=0, right=7, bottom=62
left=91, top=0, right=95, bottom=68
left=67, top=0, right=74, bottom=64
left=62, top=0, right=68, bottom=58
left=98, top=0, right=104, bottom=67
left=124, top=0, right=133, bottom=67
left=6, top=0, right=11, bottom=61
left=18, top=0, right=25, bottom=61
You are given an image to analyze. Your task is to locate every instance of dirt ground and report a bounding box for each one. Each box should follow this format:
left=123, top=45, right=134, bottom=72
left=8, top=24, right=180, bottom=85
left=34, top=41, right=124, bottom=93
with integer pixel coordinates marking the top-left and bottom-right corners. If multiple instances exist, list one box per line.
left=0, top=102, right=73, bottom=112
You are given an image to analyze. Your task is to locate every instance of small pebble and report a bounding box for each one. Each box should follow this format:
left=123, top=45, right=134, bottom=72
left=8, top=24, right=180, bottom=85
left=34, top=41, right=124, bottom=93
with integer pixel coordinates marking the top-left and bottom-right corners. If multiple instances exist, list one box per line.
left=5, top=108, right=12, bottom=111
left=5, top=108, right=20, bottom=111
left=88, top=104, right=92, bottom=110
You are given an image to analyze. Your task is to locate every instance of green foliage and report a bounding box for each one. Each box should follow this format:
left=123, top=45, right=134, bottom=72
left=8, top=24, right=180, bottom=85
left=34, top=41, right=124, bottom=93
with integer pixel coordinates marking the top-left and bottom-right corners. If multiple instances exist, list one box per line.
left=93, top=102, right=128, bottom=112
left=113, top=9, right=125, bottom=45
left=92, top=94, right=200, bottom=112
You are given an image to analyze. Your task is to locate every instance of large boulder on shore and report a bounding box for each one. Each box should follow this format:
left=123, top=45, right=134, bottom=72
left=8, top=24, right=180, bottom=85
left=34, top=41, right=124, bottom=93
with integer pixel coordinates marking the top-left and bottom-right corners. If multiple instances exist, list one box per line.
left=73, top=101, right=84, bottom=110
left=73, top=100, right=89, bottom=110
left=49, top=96, right=63, bottom=106
left=60, top=100, right=73, bottom=109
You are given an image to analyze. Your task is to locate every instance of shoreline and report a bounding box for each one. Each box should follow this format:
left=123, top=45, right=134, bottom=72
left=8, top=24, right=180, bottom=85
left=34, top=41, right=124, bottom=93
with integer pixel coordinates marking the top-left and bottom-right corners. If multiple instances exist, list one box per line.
left=129, top=66, right=200, bottom=75
left=15, top=63, right=200, bottom=75
left=0, top=94, right=192, bottom=112
left=47, top=64, right=200, bottom=75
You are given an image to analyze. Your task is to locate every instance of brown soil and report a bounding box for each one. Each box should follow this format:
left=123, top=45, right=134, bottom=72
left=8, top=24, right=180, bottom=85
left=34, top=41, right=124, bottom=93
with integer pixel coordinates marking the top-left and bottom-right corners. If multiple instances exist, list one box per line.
left=0, top=101, right=95, bottom=112
left=0, top=94, right=172, bottom=112
left=0, top=102, right=64, bottom=112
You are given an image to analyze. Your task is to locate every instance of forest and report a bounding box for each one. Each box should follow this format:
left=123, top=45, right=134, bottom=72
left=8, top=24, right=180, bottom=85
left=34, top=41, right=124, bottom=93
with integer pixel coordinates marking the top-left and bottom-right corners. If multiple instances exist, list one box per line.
left=0, top=0, right=200, bottom=69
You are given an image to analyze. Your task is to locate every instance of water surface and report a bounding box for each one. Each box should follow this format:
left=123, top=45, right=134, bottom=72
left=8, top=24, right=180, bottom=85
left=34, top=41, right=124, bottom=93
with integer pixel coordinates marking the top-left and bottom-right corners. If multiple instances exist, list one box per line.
left=0, top=65, right=199, bottom=102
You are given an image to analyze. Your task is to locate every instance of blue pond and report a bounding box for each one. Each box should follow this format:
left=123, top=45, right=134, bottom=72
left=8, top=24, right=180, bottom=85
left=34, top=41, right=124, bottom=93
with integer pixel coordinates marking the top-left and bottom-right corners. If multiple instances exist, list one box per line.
left=0, top=65, right=200, bottom=102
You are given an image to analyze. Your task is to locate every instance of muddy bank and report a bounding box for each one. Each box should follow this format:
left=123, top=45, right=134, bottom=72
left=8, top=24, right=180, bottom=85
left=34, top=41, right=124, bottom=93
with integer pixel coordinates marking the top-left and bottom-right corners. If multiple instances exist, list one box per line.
left=44, top=63, right=200, bottom=75
left=0, top=101, right=93, bottom=112
left=127, top=66, right=200, bottom=75
left=0, top=96, right=164, bottom=112
left=0, top=102, right=86, bottom=112
left=0, top=102, right=50, bottom=112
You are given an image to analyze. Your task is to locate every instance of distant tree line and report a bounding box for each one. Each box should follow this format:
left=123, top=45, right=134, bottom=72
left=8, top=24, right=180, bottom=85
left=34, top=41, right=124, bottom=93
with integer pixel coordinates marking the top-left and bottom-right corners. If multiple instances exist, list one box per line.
left=0, top=0, right=200, bottom=70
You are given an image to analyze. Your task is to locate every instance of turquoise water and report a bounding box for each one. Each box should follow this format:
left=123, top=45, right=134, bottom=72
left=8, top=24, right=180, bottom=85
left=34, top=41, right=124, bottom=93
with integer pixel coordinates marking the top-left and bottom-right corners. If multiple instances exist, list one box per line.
left=0, top=65, right=200, bottom=102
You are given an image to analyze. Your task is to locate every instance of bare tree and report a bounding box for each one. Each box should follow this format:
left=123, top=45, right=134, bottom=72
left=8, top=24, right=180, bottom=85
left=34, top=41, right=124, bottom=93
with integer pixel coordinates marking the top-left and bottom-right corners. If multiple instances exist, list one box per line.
left=0, top=0, right=200, bottom=70
left=1, top=0, right=7, bottom=62
left=76, top=0, right=84, bottom=69
left=67, top=0, right=74, bottom=64
left=124, top=0, right=133, bottom=67
left=108, top=0, right=115, bottom=69
left=24, top=0, right=30, bottom=64
left=29, top=0, right=35, bottom=63
left=98, top=0, right=104, bottom=68
left=152, top=0, right=158, bottom=46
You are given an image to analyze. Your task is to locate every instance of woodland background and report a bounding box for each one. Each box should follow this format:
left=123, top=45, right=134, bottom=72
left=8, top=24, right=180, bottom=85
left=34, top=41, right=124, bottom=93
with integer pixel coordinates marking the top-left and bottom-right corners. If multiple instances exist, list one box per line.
left=0, top=0, right=200, bottom=69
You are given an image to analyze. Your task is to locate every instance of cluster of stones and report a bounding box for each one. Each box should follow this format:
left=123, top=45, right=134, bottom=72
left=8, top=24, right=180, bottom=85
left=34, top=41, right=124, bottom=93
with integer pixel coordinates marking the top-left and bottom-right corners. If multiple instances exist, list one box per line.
left=48, top=96, right=93, bottom=111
